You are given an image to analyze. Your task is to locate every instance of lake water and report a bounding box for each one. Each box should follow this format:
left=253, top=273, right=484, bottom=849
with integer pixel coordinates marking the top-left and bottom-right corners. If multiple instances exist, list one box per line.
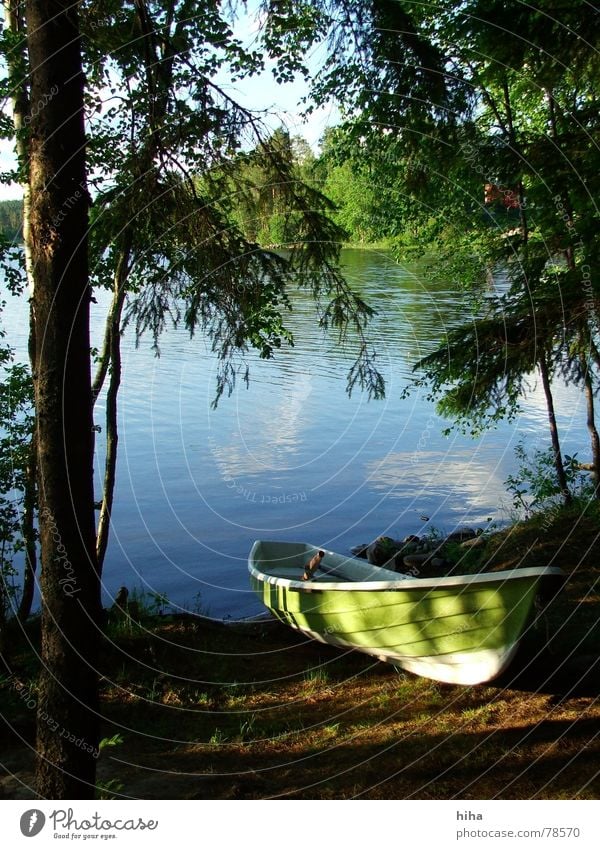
left=1, top=249, right=588, bottom=618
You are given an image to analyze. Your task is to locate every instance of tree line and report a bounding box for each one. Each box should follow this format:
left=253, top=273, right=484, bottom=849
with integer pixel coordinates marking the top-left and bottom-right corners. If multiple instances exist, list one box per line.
left=0, top=198, right=22, bottom=240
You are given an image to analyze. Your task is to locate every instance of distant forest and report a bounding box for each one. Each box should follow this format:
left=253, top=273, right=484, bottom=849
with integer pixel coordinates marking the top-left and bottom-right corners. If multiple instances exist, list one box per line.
left=0, top=199, right=23, bottom=242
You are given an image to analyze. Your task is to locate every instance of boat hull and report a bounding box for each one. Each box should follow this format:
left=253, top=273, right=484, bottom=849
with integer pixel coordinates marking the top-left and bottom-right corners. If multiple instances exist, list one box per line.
left=248, top=540, right=564, bottom=685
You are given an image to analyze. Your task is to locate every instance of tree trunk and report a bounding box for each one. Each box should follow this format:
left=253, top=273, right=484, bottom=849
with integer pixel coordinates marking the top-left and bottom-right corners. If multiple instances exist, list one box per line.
left=26, top=0, right=100, bottom=799
left=581, top=352, right=600, bottom=499
left=0, top=541, right=7, bottom=657
left=502, top=76, right=528, bottom=245
left=538, top=355, right=571, bottom=505
left=96, top=237, right=131, bottom=570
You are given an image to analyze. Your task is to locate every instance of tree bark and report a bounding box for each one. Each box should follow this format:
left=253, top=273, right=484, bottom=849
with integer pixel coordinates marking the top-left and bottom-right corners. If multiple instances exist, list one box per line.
left=26, top=0, right=100, bottom=798
left=0, top=540, right=6, bottom=656
left=96, top=236, right=131, bottom=570
left=580, top=352, right=600, bottom=499
left=538, top=355, right=571, bottom=505
left=502, top=76, right=528, bottom=245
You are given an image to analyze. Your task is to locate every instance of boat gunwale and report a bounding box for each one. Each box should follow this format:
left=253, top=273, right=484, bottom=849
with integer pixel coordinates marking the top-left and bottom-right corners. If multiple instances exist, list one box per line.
left=248, top=541, right=565, bottom=593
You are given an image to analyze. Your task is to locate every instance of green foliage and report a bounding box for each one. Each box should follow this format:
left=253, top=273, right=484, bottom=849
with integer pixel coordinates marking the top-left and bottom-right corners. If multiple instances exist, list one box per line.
left=237, top=713, right=257, bottom=742
left=225, top=128, right=332, bottom=246
left=305, top=0, right=600, bottom=456
left=209, top=728, right=229, bottom=745
left=505, top=443, right=589, bottom=518
left=315, top=126, right=414, bottom=245
left=105, top=586, right=171, bottom=637
left=95, top=734, right=125, bottom=799
left=440, top=540, right=485, bottom=575
left=0, top=201, right=23, bottom=242
left=302, top=665, right=329, bottom=688
left=98, top=733, right=124, bottom=752
left=323, top=160, right=381, bottom=243
left=95, top=778, right=124, bottom=800
left=78, top=3, right=384, bottom=403
left=261, top=1, right=325, bottom=83
left=0, top=1, right=386, bottom=625
left=147, top=591, right=169, bottom=616
left=407, top=297, right=536, bottom=435
left=0, top=320, right=34, bottom=623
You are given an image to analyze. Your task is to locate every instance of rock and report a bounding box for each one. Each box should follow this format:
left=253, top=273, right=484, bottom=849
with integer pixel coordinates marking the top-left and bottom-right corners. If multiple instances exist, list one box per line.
left=403, top=553, right=452, bottom=579
left=114, top=586, right=129, bottom=608
left=446, top=527, right=477, bottom=542
left=403, top=553, right=431, bottom=568
left=384, top=552, right=411, bottom=572
left=366, top=536, right=399, bottom=566
left=359, top=533, right=447, bottom=569
left=460, top=535, right=486, bottom=549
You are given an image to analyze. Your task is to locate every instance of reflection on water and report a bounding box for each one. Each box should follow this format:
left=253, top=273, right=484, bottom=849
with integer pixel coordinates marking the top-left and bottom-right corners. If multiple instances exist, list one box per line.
left=0, top=249, right=588, bottom=617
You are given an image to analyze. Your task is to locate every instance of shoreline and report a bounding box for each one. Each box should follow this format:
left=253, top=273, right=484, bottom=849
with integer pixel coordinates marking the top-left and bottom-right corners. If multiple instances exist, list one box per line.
left=2, top=503, right=598, bottom=799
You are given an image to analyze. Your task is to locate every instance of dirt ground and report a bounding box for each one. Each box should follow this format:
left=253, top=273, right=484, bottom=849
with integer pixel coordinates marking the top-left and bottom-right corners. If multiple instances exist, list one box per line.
left=1, top=508, right=599, bottom=800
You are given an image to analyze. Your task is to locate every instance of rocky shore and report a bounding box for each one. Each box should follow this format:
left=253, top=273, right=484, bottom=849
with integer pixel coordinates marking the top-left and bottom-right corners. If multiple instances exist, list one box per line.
left=351, top=526, right=487, bottom=577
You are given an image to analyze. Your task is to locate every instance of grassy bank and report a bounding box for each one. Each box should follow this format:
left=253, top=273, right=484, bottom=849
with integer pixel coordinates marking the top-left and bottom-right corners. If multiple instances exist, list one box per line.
left=1, top=505, right=599, bottom=800
left=341, top=240, right=393, bottom=251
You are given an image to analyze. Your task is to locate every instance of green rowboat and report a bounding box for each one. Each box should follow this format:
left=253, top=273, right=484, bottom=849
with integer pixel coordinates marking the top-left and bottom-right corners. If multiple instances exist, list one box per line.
left=248, top=540, right=564, bottom=685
